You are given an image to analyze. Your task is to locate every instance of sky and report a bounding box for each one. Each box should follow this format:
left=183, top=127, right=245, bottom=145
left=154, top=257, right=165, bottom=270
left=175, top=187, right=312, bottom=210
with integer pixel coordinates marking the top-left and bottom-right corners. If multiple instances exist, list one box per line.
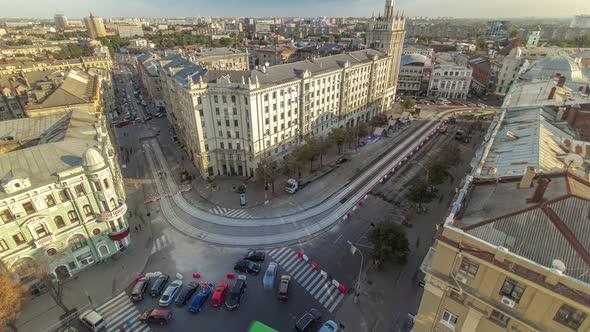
left=2, top=0, right=589, bottom=19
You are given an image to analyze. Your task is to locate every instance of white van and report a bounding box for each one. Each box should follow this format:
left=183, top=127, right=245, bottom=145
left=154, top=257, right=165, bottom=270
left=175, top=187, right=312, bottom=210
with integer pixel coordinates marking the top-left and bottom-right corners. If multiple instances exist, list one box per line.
left=285, top=179, right=298, bottom=194
left=79, top=310, right=105, bottom=331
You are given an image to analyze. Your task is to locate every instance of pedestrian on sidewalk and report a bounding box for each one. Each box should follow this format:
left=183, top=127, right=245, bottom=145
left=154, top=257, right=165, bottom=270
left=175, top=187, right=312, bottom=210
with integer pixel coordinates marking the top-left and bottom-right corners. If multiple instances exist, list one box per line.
left=134, top=225, right=139, bottom=232
left=138, top=223, right=142, bottom=230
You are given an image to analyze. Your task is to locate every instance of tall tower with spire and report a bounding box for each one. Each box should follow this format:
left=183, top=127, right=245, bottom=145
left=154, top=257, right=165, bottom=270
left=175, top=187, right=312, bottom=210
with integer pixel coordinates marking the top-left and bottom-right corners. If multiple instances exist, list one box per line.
left=366, top=0, right=406, bottom=107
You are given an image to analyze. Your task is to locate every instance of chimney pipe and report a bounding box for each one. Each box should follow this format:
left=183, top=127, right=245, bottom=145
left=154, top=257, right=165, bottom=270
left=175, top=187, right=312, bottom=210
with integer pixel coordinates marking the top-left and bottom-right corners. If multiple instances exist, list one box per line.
left=519, top=166, right=536, bottom=188
left=557, top=76, right=566, bottom=88
left=531, top=177, right=551, bottom=203
left=548, top=87, right=556, bottom=100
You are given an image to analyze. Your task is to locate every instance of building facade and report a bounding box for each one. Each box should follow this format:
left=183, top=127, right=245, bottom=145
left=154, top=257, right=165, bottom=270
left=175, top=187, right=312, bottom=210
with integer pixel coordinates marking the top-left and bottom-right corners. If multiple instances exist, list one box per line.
left=256, top=45, right=298, bottom=66
left=428, top=64, right=472, bottom=100
left=117, top=25, right=143, bottom=38
left=0, top=110, right=129, bottom=292
left=398, top=53, right=432, bottom=96
left=54, top=14, right=68, bottom=29
left=84, top=13, right=107, bottom=39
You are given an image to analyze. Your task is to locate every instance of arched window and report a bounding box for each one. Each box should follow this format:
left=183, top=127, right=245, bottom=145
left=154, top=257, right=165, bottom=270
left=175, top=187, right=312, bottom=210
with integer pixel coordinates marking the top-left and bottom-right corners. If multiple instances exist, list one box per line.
left=67, top=210, right=78, bottom=222
left=98, top=244, right=109, bottom=257
left=109, top=198, right=117, bottom=210
left=68, top=234, right=87, bottom=251
left=82, top=205, right=92, bottom=217
left=54, top=216, right=66, bottom=229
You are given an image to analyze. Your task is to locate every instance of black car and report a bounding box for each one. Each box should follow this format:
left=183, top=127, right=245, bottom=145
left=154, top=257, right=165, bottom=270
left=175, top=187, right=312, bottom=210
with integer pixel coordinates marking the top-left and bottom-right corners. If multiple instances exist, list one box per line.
left=234, top=259, right=261, bottom=275
left=130, top=277, right=149, bottom=302
left=150, top=274, right=169, bottom=297
left=295, top=308, right=322, bottom=331
left=243, top=251, right=266, bottom=262
left=175, top=281, right=200, bottom=306
left=225, top=276, right=247, bottom=310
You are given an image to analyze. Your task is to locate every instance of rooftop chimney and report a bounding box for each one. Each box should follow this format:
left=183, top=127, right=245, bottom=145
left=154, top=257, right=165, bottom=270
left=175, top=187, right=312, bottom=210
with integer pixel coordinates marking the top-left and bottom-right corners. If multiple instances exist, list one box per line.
left=557, top=76, right=566, bottom=88
left=531, top=177, right=551, bottom=203
left=548, top=87, right=556, bottom=100
left=519, top=166, right=536, bottom=188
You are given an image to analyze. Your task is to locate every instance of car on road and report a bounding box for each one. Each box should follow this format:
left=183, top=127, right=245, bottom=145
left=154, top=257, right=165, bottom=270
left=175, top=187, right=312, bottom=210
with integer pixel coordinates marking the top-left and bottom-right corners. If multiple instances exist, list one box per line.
left=175, top=281, right=199, bottom=306
left=116, top=120, right=131, bottom=128
left=225, top=275, right=247, bottom=310
left=295, top=308, right=322, bottom=331
left=159, top=280, right=183, bottom=306
left=278, top=275, right=291, bottom=301
left=130, top=277, right=149, bottom=302
left=234, top=259, right=262, bottom=275
left=211, top=282, right=229, bottom=307
left=319, top=320, right=339, bottom=332
left=155, top=112, right=166, bottom=118
left=336, top=154, right=351, bottom=164
left=150, top=274, right=169, bottom=297
left=188, top=285, right=211, bottom=313
left=134, top=117, right=142, bottom=123
left=139, top=309, right=172, bottom=325
left=263, top=262, right=278, bottom=290
left=78, top=310, right=105, bottom=331
left=243, top=250, right=266, bottom=262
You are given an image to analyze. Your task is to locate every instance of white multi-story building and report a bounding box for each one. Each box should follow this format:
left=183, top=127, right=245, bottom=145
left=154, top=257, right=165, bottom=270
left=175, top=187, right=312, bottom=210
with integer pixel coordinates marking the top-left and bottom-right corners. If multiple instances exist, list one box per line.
left=117, top=25, right=143, bottom=38
left=398, top=53, right=432, bottom=95
left=428, top=64, right=472, bottom=100
left=147, top=0, right=406, bottom=179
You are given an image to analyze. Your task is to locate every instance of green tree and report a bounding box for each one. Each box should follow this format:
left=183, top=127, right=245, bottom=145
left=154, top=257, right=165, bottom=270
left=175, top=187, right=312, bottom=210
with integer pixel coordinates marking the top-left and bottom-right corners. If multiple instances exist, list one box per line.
left=428, top=161, right=450, bottom=185
left=255, top=157, right=279, bottom=193
left=347, top=123, right=369, bottom=149
left=407, top=179, right=437, bottom=209
left=369, top=113, right=388, bottom=128
left=219, top=37, right=232, bottom=47
left=368, top=222, right=410, bottom=267
left=476, top=37, right=487, bottom=50
left=280, top=155, right=303, bottom=178
left=196, top=35, right=206, bottom=45
left=295, top=138, right=322, bottom=172
left=401, top=96, right=416, bottom=112
left=328, top=127, right=351, bottom=154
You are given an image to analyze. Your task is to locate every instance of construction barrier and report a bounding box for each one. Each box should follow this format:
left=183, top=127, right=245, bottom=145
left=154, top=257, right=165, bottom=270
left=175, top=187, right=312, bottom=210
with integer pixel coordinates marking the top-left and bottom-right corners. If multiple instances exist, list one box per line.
left=226, top=273, right=235, bottom=279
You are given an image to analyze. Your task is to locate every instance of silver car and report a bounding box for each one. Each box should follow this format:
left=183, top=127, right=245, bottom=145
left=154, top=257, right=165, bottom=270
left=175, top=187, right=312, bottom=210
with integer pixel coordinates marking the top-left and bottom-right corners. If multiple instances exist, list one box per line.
left=159, top=280, right=183, bottom=306
left=263, top=262, right=278, bottom=290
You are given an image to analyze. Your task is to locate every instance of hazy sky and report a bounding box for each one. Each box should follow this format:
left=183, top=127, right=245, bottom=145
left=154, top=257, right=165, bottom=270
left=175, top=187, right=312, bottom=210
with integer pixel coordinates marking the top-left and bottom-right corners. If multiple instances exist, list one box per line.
left=3, top=0, right=589, bottom=19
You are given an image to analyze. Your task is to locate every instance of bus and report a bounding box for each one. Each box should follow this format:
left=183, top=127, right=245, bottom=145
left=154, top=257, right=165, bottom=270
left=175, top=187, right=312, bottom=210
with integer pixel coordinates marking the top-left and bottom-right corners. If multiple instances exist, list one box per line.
left=247, top=321, right=278, bottom=332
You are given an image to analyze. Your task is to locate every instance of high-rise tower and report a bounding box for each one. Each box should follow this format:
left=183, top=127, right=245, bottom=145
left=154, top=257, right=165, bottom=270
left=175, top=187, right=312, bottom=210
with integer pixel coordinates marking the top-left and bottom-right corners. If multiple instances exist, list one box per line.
left=84, top=12, right=106, bottom=39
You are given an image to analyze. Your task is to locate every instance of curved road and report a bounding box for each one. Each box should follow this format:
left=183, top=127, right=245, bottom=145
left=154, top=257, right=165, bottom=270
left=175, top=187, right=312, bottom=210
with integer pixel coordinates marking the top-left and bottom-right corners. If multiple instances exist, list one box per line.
left=143, top=110, right=456, bottom=246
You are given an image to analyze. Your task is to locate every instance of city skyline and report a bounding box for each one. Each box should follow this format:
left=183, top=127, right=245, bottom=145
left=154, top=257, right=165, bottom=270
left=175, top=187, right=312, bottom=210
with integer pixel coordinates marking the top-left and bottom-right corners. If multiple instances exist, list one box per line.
left=1, top=0, right=589, bottom=19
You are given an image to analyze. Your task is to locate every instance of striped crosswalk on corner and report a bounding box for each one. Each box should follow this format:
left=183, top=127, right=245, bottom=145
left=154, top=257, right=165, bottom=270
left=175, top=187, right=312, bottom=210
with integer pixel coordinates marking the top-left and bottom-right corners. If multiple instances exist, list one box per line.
left=268, top=248, right=346, bottom=313
left=150, top=234, right=170, bottom=254
left=209, top=206, right=252, bottom=219
left=94, top=291, right=150, bottom=332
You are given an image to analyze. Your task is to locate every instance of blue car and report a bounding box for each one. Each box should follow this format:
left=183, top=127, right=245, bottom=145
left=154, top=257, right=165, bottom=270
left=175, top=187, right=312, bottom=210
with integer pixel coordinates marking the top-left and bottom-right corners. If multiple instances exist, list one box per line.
left=188, top=287, right=211, bottom=313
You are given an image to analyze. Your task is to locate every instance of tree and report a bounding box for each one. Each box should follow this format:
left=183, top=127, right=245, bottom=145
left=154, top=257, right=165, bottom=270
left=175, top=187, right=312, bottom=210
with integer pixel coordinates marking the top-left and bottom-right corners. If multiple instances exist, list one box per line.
left=32, top=259, right=70, bottom=314
left=255, top=157, right=279, bottom=193
left=428, top=161, right=450, bottom=185
left=368, top=222, right=410, bottom=267
left=369, top=113, right=388, bottom=128
left=401, top=96, right=416, bottom=112
left=294, top=138, right=322, bottom=172
left=317, top=138, right=333, bottom=168
left=219, top=37, right=232, bottom=47
left=407, top=179, right=437, bottom=209
left=0, top=272, right=27, bottom=332
left=347, top=123, right=369, bottom=149
left=328, top=128, right=350, bottom=155
left=476, top=37, right=487, bottom=50
left=280, top=155, right=303, bottom=178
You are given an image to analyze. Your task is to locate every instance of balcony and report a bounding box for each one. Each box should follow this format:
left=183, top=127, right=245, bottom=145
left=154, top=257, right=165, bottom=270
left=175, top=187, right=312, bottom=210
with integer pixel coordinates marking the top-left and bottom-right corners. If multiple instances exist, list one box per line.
left=95, top=203, right=127, bottom=221
left=108, top=226, right=130, bottom=241
left=34, top=234, right=55, bottom=248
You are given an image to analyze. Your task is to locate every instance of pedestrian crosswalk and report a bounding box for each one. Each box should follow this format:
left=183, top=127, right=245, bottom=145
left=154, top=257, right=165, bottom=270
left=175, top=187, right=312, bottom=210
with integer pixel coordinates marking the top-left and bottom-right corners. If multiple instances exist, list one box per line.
left=208, top=206, right=252, bottom=219
left=150, top=234, right=171, bottom=254
left=95, top=291, right=150, bottom=332
left=268, top=248, right=346, bottom=313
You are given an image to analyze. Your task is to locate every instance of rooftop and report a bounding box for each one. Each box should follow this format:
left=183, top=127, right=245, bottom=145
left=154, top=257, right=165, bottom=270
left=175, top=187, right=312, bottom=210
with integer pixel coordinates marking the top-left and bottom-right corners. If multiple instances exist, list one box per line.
left=25, top=70, right=99, bottom=110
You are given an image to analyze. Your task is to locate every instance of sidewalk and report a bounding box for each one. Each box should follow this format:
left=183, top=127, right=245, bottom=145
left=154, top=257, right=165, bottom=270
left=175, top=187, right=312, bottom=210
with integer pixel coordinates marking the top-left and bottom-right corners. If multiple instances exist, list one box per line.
left=16, top=183, right=154, bottom=332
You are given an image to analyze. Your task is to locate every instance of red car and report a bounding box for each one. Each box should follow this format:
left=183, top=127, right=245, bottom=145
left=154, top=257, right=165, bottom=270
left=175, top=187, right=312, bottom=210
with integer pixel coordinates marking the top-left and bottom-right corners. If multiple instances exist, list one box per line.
left=117, top=120, right=131, bottom=128
left=210, top=282, right=228, bottom=307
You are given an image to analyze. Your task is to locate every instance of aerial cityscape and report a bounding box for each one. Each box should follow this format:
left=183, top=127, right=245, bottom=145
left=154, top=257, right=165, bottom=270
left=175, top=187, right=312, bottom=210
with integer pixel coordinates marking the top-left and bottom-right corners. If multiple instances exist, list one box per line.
left=0, top=0, right=590, bottom=331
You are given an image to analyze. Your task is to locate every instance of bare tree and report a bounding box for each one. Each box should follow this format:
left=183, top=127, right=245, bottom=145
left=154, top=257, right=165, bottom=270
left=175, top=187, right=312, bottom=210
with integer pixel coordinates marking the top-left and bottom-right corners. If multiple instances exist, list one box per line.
left=328, top=128, right=351, bottom=155
left=255, top=157, right=279, bottom=193
left=32, top=259, right=71, bottom=314
left=0, top=271, right=27, bottom=332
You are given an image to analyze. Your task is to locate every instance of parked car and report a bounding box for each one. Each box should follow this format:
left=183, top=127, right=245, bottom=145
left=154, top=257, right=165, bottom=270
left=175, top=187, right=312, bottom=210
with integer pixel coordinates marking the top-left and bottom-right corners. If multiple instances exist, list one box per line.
left=234, top=259, right=262, bottom=275
left=155, top=112, right=166, bottom=118
left=130, top=277, right=149, bottom=302
left=319, top=320, right=339, bottom=332
left=188, top=285, right=211, bottom=313
left=295, top=308, right=322, bottom=331
left=278, top=275, right=291, bottom=301
left=175, top=281, right=199, bottom=306
left=263, top=262, right=278, bottom=290
left=139, top=309, right=172, bottom=325
left=336, top=154, right=351, bottom=164
left=134, top=117, right=142, bottom=123
left=150, top=274, right=169, bottom=297
left=225, top=275, right=247, bottom=310
left=78, top=310, right=105, bottom=332
left=243, top=250, right=266, bottom=262
left=117, top=120, right=131, bottom=128
left=159, top=280, right=183, bottom=306
left=211, top=282, right=229, bottom=307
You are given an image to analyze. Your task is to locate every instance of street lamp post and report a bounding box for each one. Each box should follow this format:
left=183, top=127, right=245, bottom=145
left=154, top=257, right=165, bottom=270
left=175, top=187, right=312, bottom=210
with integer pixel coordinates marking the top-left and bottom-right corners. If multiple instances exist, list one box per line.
left=347, top=240, right=364, bottom=301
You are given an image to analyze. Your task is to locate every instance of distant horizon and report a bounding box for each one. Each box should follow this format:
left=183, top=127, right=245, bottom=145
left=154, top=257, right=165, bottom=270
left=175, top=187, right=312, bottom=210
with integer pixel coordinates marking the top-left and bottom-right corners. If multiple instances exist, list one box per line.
left=0, top=0, right=588, bottom=20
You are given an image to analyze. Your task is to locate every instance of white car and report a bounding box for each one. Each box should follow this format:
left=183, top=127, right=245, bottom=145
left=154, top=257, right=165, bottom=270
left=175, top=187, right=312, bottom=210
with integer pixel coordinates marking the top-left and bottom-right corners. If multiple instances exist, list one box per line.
left=159, top=280, right=183, bottom=306
left=79, top=310, right=105, bottom=331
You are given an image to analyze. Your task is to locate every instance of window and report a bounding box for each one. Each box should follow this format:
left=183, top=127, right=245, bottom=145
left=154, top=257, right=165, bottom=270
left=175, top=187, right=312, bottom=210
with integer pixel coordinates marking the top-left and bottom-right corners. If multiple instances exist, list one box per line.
left=68, top=234, right=87, bottom=251
left=231, top=95, right=236, bottom=103
left=220, top=142, right=225, bottom=150
left=500, top=278, right=526, bottom=302
left=235, top=131, right=240, bottom=138
left=490, top=310, right=510, bottom=327
left=215, top=108, right=220, bottom=115
left=0, top=239, right=9, bottom=252
left=58, top=190, right=70, bottom=202
left=76, top=252, right=94, bottom=266
left=227, top=131, right=231, bottom=138
left=68, top=261, right=77, bottom=270
left=228, top=143, right=233, bottom=150
left=0, top=209, right=13, bottom=223
left=265, top=118, right=269, bottom=125
left=459, top=258, right=479, bottom=278
left=54, top=216, right=66, bottom=229
left=74, top=184, right=85, bottom=197
left=12, top=232, right=26, bottom=246
left=226, top=119, right=230, bottom=126
left=214, top=95, right=219, bottom=103
left=441, top=310, right=458, bottom=330
left=23, top=202, right=35, bottom=215
left=222, top=95, right=227, bottom=103
left=237, top=143, right=241, bottom=150
left=33, top=224, right=49, bottom=238
left=67, top=210, right=79, bottom=222
left=103, top=178, right=111, bottom=189
left=233, top=108, right=237, bottom=115
left=218, top=131, right=223, bottom=137
left=554, top=304, right=587, bottom=330
left=44, top=195, right=56, bottom=207
left=82, top=205, right=92, bottom=217
left=92, top=180, right=102, bottom=191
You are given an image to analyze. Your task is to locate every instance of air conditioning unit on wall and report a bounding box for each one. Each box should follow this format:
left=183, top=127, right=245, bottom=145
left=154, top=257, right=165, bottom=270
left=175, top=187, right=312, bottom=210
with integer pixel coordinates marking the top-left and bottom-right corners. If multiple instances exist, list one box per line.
left=501, top=296, right=516, bottom=308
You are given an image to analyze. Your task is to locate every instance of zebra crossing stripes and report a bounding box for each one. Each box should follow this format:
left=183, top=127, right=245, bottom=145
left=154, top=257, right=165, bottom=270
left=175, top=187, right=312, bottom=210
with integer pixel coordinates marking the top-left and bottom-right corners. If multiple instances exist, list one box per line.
left=150, top=234, right=170, bottom=254
left=267, top=248, right=347, bottom=313
left=94, top=291, right=150, bottom=332
left=208, top=206, right=252, bottom=218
